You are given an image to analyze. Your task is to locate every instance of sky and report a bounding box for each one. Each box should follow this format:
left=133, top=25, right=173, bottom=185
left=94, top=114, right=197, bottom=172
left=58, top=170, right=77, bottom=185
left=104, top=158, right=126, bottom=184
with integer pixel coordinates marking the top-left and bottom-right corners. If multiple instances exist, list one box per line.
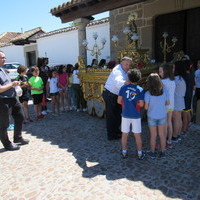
left=1, top=0, right=109, bottom=34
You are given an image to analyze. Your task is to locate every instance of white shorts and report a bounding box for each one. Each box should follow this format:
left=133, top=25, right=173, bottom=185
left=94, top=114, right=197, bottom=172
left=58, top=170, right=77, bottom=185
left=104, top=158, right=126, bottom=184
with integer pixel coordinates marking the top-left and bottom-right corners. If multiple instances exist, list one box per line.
left=121, top=117, right=141, bottom=134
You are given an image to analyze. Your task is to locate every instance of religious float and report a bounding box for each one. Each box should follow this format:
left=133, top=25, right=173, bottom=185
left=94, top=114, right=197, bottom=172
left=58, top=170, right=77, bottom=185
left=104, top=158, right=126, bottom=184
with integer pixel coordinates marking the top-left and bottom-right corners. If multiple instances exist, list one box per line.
left=78, top=12, right=174, bottom=117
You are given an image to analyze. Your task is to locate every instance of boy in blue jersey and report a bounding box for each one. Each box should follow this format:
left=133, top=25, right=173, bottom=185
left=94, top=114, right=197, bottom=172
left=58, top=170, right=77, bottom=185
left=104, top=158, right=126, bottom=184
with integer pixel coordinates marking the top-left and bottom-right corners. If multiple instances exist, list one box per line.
left=117, top=68, right=145, bottom=159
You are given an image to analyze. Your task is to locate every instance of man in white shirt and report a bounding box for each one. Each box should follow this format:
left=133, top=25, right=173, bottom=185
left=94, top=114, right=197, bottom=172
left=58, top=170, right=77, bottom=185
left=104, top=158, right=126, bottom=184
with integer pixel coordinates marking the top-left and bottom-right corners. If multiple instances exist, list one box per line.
left=102, top=56, right=132, bottom=140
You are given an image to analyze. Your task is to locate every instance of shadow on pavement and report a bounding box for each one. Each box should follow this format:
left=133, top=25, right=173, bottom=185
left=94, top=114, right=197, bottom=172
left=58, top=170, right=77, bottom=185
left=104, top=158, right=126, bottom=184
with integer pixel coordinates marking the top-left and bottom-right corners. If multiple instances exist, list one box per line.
left=23, top=110, right=200, bottom=200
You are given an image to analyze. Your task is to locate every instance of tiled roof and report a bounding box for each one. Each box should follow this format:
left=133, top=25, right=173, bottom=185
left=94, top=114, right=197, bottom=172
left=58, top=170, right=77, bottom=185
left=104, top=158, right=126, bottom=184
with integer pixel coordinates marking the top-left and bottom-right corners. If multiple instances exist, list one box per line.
left=51, top=0, right=85, bottom=14
left=38, top=17, right=109, bottom=38
left=39, top=26, right=77, bottom=38
left=50, top=0, right=147, bottom=23
left=11, top=27, right=45, bottom=42
left=87, top=17, right=109, bottom=27
left=0, top=32, right=21, bottom=44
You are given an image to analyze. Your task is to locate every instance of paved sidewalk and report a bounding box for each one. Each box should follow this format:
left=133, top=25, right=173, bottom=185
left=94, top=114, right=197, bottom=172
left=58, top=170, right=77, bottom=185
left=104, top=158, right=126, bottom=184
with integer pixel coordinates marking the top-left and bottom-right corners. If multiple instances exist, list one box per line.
left=0, top=107, right=200, bottom=200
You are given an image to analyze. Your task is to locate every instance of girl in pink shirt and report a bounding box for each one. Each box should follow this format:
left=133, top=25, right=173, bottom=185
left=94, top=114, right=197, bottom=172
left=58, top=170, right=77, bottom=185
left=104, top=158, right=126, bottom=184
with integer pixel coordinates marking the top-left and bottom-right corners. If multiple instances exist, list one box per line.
left=58, top=65, right=69, bottom=112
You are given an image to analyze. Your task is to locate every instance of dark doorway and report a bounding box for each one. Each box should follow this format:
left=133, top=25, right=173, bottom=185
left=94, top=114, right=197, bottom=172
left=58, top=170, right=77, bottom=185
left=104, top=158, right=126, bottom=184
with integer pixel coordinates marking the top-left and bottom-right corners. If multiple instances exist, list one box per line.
left=155, top=7, right=200, bottom=63
left=27, top=51, right=36, bottom=67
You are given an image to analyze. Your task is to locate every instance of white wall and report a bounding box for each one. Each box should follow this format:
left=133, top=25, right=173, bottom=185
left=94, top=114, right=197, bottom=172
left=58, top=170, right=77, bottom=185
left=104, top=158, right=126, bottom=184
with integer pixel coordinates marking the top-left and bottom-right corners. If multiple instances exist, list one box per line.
left=86, top=22, right=110, bottom=66
left=37, top=30, right=79, bottom=66
left=0, top=45, right=25, bottom=65
left=0, top=20, right=110, bottom=67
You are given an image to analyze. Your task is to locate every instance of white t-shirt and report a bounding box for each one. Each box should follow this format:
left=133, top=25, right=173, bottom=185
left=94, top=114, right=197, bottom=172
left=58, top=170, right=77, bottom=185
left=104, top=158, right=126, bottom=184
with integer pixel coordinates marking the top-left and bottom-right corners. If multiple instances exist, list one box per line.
left=162, top=78, right=176, bottom=110
left=72, top=70, right=80, bottom=84
left=104, top=64, right=128, bottom=95
left=48, top=77, right=59, bottom=93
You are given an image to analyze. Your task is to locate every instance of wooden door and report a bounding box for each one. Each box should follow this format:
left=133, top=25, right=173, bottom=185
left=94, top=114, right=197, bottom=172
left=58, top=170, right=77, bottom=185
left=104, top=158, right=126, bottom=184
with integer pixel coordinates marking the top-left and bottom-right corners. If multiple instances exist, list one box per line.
left=155, top=11, right=185, bottom=62
left=186, top=8, right=200, bottom=63
left=155, top=7, right=200, bottom=63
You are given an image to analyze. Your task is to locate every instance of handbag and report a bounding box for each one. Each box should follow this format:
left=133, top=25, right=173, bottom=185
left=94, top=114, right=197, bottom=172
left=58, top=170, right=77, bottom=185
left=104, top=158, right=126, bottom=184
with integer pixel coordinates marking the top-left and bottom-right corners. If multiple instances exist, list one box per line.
left=15, top=85, right=23, bottom=97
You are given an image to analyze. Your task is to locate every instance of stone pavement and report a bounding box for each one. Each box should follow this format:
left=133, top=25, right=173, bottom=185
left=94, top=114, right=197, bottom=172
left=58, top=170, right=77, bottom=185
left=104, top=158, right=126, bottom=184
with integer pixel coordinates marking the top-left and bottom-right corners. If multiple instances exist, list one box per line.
left=0, top=105, right=200, bottom=200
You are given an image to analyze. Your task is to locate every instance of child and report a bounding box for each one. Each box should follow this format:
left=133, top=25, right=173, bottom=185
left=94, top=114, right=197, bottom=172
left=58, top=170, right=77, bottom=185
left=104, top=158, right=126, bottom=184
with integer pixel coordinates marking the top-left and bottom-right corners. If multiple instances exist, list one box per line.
left=46, top=69, right=60, bottom=115
left=145, top=73, right=170, bottom=158
left=117, top=68, right=145, bottom=160
left=194, top=60, right=200, bottom=116
left=37, top=57, right=50, bottom=115
left=159, top=63, right=175, bottom=148
left=172, top=61, right=186, bottom=142
left=182, top=60, right=195, bottom=133
left=16, top=65, right=32, bottom=123
left=66, top=64, right=76, bottom=110
left=72, top=63, right=87, bottom=112
left=58, top=65, right=68, bottom=112
left=29, top=66, right=44, bottom=120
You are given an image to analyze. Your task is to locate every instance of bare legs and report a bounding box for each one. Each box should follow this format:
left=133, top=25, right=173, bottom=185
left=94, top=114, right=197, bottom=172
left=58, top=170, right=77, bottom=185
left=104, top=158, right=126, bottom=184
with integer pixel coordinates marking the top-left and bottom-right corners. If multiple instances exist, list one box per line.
left=21, top=101, right=31, bottom=121
left=51, top=95, right=60, bottom=114
left=34, top=103, right=42, bottom=118
left=121, top=132, right=143, bottom=151
left=166, top=111, right=173, bottom=143
left=59, top=89, right=67, bottom=112
left=121, top=132, right=128, bottom=151
left=182, top=111, right=191, bottom=133
left=149, top=125, right=166, bottom=152
left=172, top=111, right=182, bottom=137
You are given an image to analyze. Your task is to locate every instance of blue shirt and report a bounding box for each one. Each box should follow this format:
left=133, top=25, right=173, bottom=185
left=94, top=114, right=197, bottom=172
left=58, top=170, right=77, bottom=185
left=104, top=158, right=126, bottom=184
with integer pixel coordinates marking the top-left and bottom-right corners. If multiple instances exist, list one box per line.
left=119, top=84, right=144, bottom=119
left=144, top=88, right=169, bottom=119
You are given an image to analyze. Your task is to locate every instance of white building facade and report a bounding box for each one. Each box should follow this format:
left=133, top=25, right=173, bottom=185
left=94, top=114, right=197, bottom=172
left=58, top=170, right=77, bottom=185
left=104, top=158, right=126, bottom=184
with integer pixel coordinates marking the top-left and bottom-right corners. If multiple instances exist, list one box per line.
left=86, top=19, right=110, bottom=65
left=0, top=18, right=110, bottom=67
left=1, top=45, right=25, bottom=65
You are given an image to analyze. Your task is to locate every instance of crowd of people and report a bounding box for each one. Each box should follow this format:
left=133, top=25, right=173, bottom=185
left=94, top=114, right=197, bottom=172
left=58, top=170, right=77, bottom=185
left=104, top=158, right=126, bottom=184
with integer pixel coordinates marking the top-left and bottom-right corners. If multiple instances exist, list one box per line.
left=0, top=51, right=87, bottom=151
left=0, top=50, right=200, bottom=155
left=103, top=56, right=199, bottom=160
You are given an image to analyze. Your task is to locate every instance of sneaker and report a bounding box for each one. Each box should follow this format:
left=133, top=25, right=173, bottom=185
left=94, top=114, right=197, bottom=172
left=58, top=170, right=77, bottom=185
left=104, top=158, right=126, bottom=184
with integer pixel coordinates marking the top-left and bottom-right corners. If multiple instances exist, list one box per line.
left=177, top=135, right=182, bottom=141
left=172, top=136, right=179, bottom=143
left=121, top=150, right=128, bottom=159
left=159, top=151, right=166, bottom=158
left=137, top=151, right=145, bottom=160
left=72, top=106, right=77, bottom=111
left=5, top=143, right=20, bottom=151
left=166, top=141, right=173, bottom=148
left=7, top=124, right=14, bottom=131
left=147, top=151, right=156, bottom=159
left=14, top=138, right=29, bottom=145
left=41, top=110, right=48, bottom=115
left=166, top=142, right=173, bottom=148
left=180, top=132, right=187, bottom=137
left=69, top=106, right=73, bottom=111
left=77, top=109, right=80, bottom=112
left=37, top=114, right=45, bottom=120
left=83, top=108, right=87, bottom=112
left=26, top=118, right=33, bottom=122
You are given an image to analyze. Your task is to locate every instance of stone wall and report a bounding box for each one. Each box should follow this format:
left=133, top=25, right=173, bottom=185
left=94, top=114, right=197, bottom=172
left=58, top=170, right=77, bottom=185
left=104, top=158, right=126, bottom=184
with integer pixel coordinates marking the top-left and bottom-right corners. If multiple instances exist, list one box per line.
left=110, top=0, right=200, bottom=60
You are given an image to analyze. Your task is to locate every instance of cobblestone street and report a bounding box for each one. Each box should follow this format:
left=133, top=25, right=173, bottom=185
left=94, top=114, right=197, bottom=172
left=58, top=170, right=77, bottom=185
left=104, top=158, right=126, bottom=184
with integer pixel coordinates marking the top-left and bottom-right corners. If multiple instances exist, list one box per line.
left=0, top=106, right=200, bottom=200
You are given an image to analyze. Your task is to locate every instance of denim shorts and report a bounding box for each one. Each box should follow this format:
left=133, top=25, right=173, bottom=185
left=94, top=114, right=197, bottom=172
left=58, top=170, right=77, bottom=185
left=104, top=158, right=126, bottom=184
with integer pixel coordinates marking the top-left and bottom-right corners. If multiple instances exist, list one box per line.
left=147, top=117, right=166, bottom=127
